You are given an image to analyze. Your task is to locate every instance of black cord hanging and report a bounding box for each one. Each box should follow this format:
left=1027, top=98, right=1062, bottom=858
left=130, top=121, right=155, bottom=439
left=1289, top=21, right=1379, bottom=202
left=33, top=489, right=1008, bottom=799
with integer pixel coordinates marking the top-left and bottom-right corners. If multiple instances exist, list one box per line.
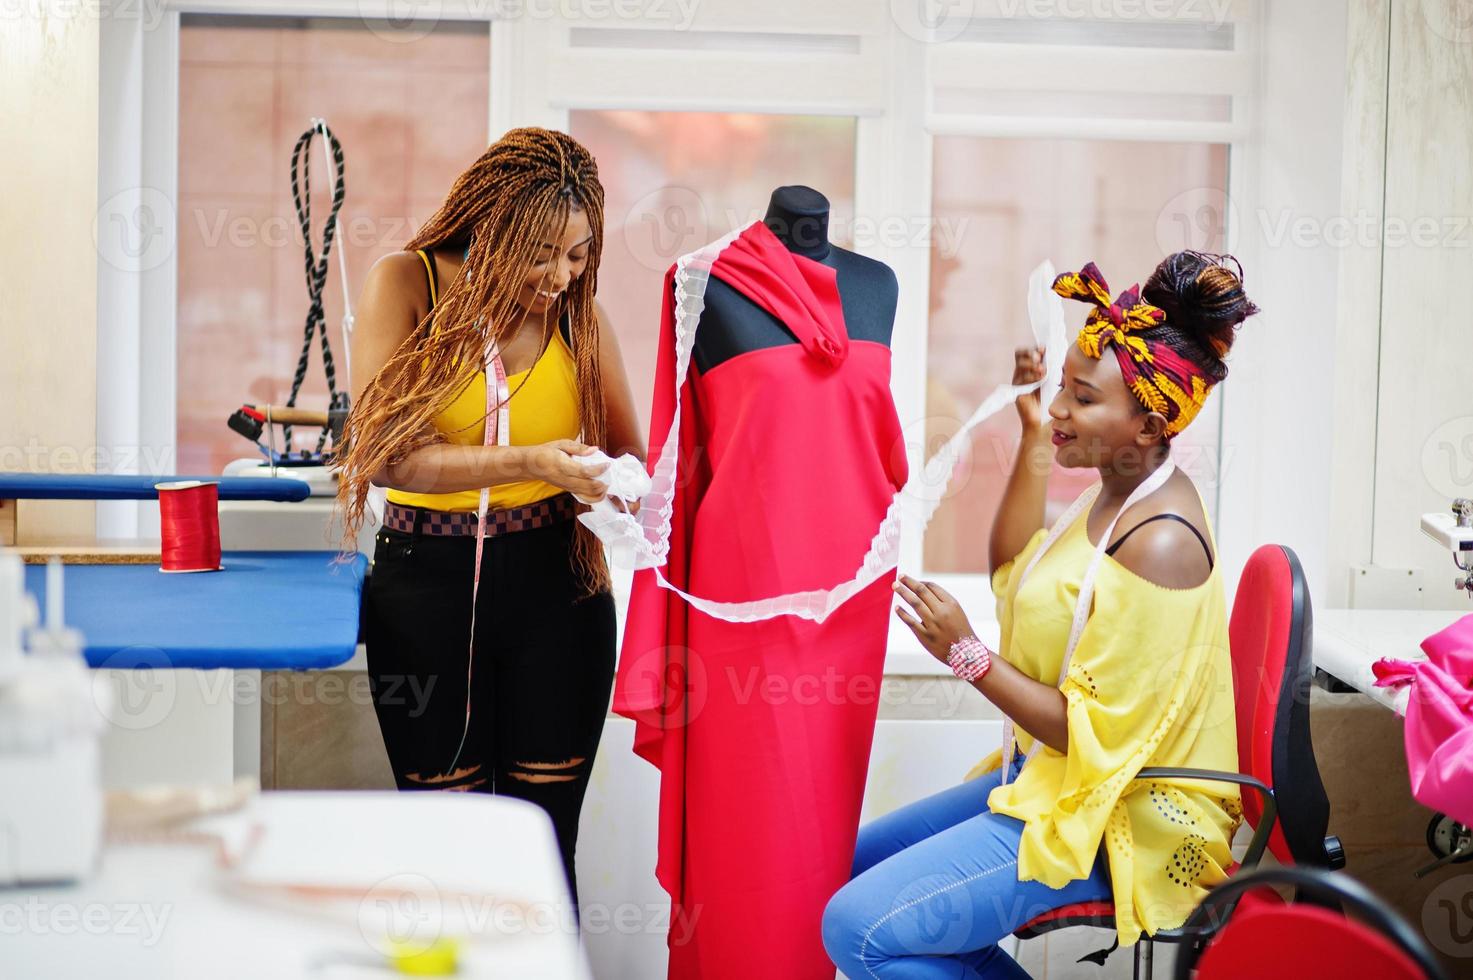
left=283, top=120, right=349, bottom=454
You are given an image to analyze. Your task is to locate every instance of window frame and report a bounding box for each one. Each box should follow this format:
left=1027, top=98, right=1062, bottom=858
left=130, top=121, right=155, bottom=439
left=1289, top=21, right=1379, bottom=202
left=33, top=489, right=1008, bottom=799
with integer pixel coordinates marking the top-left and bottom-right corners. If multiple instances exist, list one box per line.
left=106, top=0, right=1264, bottom=675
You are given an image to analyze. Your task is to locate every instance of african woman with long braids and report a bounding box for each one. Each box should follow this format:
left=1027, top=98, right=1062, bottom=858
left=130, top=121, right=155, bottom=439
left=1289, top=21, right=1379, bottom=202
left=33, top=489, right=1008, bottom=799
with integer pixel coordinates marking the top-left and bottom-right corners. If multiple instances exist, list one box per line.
left=335, top=129, right=643, bottom=907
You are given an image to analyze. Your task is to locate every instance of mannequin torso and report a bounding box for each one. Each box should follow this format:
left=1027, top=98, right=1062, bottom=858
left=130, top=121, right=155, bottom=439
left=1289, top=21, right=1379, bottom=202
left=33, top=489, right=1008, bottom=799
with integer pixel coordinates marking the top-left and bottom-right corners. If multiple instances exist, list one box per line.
left=692, top=185, right=898, bottom=373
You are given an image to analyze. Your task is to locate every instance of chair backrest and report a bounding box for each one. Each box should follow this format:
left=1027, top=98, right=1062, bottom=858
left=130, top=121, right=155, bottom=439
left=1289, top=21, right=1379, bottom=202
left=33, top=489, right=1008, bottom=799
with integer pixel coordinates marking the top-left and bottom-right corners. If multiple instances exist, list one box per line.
left=1174, top=867, right=1448, bottom=980
left=1227, top=544, right=1337, bottom=867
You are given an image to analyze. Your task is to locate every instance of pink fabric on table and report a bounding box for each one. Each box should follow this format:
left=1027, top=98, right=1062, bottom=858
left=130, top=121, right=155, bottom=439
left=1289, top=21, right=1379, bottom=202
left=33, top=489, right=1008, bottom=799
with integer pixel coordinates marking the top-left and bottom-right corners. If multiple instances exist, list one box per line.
left=1373, top=612, right=1473, bottom=826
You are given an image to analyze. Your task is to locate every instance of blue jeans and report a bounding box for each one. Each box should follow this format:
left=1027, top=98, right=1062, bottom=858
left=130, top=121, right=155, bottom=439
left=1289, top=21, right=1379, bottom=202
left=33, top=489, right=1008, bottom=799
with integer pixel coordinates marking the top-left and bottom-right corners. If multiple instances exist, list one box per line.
left=822, top=754, right=1112, bottom=978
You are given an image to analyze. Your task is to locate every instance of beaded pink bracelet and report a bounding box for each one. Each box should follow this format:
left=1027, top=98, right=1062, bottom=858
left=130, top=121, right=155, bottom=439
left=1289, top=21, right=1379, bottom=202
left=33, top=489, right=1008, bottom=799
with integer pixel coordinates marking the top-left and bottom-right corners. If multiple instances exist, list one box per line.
left=948, top=635, right=992, bottom=682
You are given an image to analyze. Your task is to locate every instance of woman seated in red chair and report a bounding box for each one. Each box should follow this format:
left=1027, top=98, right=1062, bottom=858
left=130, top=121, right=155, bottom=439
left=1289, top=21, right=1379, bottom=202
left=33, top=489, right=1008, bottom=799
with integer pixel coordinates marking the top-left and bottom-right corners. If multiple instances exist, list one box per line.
left=823, top=252, right=1259, bottom=978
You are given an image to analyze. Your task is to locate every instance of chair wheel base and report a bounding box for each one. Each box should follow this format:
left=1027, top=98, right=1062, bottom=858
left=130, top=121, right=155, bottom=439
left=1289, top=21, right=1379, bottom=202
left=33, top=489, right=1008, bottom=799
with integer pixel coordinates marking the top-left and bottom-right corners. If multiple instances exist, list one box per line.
left=1325, top=834, right=1346, bottom=870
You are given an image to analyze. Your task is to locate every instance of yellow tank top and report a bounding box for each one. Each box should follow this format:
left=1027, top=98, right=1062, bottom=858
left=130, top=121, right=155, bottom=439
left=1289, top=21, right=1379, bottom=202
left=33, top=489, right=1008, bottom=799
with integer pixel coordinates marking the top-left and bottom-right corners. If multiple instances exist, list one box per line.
left=384, top=250, right=581, bottom=513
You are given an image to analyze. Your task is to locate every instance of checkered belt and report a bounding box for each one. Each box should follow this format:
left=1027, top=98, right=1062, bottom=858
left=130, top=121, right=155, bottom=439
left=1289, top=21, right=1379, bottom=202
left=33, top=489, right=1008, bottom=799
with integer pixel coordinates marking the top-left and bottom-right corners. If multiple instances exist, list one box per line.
left=382, top=493, right=577, bottom=537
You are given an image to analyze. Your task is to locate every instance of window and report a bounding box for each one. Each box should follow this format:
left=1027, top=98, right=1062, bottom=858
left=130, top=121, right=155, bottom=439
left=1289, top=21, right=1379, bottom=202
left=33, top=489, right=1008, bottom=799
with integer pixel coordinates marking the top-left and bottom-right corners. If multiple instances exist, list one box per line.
left=569, top=110, right=857, bottom=435
left=175, top=15, right=490, bottom=475
left=923, top=137, right=1229, bottom=574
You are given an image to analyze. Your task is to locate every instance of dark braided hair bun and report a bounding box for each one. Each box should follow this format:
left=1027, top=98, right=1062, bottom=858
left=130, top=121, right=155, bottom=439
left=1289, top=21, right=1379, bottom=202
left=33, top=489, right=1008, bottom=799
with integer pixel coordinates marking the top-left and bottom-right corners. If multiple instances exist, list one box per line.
left=1141, top=250, right=1259, bottom=383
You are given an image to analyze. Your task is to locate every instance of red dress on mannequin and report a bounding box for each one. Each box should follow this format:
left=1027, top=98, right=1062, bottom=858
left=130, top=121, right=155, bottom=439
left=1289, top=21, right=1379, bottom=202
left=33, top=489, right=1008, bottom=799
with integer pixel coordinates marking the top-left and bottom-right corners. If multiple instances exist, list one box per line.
left=614, top=222, right=908, bottom=978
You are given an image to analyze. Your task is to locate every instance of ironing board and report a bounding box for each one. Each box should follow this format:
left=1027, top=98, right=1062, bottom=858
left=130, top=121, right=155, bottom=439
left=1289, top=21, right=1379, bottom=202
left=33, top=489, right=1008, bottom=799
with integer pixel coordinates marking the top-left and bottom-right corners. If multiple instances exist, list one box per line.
left=0, top=473, right=311, bottom=501
left=22, top=552, right=366, bottom=670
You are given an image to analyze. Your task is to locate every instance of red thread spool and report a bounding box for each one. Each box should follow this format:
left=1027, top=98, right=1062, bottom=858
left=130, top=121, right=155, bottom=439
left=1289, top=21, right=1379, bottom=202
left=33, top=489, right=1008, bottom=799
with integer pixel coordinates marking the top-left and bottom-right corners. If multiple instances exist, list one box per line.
left=156, top=480, right=223, bottom=573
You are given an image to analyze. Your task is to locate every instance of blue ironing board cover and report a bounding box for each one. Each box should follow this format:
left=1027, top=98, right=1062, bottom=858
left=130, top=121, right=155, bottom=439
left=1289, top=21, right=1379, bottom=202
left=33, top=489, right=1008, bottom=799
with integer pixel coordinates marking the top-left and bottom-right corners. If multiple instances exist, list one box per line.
left=23, top=551, right=366, bottom=670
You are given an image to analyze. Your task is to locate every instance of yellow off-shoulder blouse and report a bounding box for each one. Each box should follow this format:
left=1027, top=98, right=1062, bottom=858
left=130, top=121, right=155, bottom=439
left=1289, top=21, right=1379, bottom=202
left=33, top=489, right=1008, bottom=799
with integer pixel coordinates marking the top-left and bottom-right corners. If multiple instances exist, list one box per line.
left=970, top=486, right=1243, bottom=945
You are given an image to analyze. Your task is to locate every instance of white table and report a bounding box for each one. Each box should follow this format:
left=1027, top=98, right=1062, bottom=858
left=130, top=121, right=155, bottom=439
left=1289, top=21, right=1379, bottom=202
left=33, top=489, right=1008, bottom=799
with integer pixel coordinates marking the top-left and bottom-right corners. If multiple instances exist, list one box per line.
left=1312, top=608, right=1463, bottom=714
left=5, top=792, right=591, bottom=979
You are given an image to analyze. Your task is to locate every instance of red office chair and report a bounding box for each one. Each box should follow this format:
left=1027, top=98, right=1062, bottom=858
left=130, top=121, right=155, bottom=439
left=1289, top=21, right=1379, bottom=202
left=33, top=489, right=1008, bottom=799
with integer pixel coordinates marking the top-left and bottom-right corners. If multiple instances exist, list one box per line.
left=1172, top=866, right=1448, bottom=980
left=1013, top=545, right=1345, bottom=978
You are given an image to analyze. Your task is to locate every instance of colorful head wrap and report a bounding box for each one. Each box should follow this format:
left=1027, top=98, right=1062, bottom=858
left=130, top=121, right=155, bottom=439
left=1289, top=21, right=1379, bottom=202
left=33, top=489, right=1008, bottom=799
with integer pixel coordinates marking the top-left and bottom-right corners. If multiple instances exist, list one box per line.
left=1052, top=262, right=1215, bottom=438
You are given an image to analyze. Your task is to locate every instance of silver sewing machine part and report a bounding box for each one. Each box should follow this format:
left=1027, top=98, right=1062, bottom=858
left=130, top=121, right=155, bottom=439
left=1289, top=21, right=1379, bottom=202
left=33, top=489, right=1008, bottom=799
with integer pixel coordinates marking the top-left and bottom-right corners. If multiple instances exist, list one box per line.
left=1421, top=498, right=1473, bottom=594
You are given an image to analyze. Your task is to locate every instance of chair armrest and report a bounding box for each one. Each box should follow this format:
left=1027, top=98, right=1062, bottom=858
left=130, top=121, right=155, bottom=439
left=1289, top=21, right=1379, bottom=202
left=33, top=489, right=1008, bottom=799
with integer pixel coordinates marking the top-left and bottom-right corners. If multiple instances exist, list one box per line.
left=1135, top=767, right=1277, bottom=870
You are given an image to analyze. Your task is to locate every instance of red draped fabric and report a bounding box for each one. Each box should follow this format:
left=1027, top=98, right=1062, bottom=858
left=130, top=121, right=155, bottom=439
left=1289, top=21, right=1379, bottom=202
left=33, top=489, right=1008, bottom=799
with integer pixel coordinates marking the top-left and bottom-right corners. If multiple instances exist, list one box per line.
left=614, top=222, right=908, bottom=978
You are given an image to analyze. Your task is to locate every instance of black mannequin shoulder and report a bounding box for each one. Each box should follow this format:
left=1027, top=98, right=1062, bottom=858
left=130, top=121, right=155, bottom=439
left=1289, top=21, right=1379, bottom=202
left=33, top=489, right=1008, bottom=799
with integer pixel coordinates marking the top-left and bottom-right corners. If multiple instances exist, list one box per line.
left=829, top=247, right=899, bottom=312
left=830, top=246, right=898, bottom=287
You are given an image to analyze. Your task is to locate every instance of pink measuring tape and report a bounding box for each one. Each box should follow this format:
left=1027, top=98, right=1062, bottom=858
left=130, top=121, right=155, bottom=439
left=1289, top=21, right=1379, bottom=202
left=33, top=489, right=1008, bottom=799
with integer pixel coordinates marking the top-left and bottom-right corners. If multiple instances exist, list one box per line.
left=444, top=338, right=512, bottom=775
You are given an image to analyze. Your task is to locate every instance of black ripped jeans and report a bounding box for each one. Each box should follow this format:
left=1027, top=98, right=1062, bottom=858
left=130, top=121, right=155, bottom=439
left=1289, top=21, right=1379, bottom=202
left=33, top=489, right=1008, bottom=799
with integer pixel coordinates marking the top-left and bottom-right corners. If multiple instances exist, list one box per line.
left=364, top=508, right=616, bottom=910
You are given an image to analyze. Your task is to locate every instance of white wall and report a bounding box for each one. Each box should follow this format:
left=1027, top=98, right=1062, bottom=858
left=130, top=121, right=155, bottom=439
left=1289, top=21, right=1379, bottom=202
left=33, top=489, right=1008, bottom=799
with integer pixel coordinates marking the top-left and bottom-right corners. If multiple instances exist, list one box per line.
left=1216, top=0, right=1350, bottom=607
left=1, top=10, right=100, bottom=543
left=1326, top=0, right=1473, bottom=612
left=1328, top=0, right=1392, bottom=609
left=1367, top=0, right=1473, bottom=608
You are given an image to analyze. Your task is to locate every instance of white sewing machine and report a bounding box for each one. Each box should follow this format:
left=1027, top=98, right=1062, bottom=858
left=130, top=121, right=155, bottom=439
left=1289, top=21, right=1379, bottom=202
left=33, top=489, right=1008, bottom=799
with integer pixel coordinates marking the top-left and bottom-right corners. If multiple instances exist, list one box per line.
left=1421, top=498, right=1473, bottom=597
left=1314, top=499, right=1473, bottom=711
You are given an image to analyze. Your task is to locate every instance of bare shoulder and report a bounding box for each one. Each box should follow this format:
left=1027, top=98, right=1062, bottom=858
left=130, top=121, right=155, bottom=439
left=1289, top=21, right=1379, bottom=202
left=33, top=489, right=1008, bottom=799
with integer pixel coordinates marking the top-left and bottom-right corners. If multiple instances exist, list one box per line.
left=1108, top=471, right=1214, bottom=589
left=348, top=251, right=436, bottom=400
left=364, top=251, right=430, bottom=304
left=357, top=251, right=433, bottom=339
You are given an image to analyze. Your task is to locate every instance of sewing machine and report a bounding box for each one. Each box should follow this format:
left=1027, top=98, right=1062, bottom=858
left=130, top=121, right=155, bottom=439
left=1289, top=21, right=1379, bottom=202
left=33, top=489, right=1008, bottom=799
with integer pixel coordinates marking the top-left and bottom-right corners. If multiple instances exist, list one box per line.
left=1421, top=498, right=1473, bottom=597
left=1314, top=499, right=1473, bottom=708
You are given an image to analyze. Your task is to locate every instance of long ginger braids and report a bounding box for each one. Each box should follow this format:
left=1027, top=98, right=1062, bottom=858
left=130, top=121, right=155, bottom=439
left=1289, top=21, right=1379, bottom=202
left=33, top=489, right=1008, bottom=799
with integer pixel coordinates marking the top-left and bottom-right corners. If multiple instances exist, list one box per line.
left=335, top=127, right=611, bottom=597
